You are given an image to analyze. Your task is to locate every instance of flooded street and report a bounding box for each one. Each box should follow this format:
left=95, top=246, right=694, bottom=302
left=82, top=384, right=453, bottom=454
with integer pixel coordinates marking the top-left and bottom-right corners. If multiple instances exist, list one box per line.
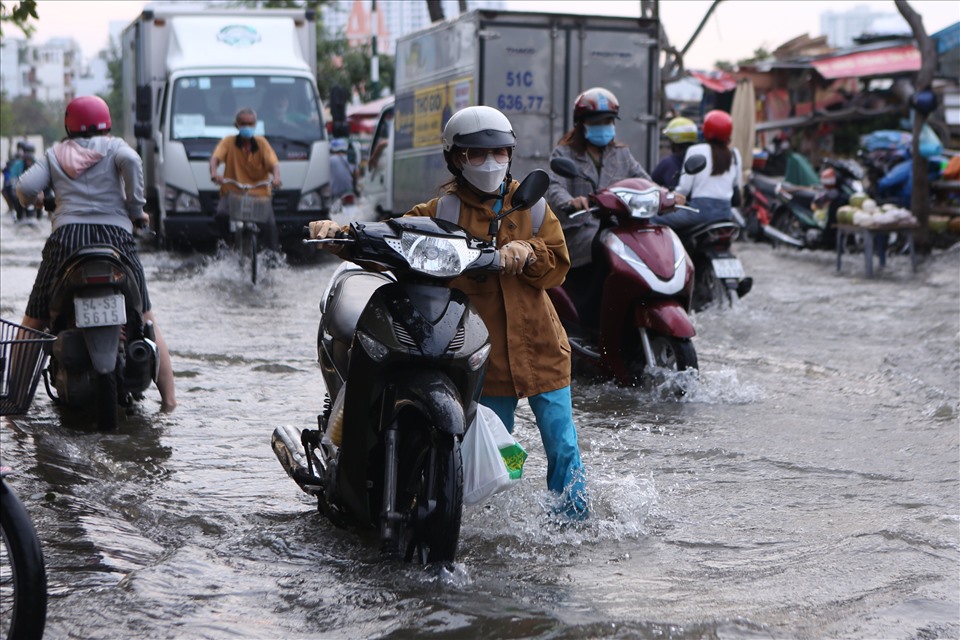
left=1, top=213, right=958, bottom=639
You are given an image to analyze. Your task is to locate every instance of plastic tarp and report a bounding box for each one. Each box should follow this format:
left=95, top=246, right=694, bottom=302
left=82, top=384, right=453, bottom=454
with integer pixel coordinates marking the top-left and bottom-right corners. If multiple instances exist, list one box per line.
left=689, top=70, right=738, bottom=93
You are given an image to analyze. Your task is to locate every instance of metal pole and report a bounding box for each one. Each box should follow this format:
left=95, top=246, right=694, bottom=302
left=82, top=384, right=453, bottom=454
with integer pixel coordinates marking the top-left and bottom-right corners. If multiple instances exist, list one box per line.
left=370, top=0, right=380, bottom=98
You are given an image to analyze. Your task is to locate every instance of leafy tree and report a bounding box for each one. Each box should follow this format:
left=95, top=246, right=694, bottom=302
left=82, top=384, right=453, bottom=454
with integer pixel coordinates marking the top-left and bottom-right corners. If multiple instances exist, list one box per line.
left=1, top=93, right=63, bottom=144
left=0, top=0, right=37, bottom=37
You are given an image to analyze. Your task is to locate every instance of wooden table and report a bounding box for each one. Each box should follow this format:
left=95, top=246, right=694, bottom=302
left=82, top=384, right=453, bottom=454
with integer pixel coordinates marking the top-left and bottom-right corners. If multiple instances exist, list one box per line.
left=835, top=223, right=918, bottom=278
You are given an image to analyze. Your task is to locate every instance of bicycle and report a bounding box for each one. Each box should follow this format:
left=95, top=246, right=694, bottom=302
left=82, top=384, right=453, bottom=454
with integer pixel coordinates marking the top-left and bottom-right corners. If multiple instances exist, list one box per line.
left=1, top=317, right=55, bottom=640
left=221, top=179, right=274, bottom=284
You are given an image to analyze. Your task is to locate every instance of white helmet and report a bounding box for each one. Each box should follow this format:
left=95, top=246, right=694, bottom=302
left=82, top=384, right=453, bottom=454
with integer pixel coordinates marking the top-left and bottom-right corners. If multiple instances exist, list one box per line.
left=441, top=106, right=516, bottom=152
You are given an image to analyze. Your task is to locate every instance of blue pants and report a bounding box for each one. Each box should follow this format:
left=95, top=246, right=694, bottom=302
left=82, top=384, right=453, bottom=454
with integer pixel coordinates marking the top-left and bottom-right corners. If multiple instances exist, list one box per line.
left=480, top=386, right=588, bottom=517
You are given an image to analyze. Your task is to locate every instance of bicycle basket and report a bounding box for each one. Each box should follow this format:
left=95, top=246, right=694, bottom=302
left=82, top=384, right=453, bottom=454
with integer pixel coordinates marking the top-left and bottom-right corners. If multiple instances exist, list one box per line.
left=0, top=318, right=56, bottom=416
left=227, top=192, right=273, bottom=224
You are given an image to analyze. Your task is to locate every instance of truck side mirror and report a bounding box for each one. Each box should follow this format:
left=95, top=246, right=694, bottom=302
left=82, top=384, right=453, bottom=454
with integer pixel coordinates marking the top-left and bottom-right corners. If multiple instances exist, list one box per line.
left=134, top=122, right=154, bottom=139
left=135, top=85, right=152, bottom=124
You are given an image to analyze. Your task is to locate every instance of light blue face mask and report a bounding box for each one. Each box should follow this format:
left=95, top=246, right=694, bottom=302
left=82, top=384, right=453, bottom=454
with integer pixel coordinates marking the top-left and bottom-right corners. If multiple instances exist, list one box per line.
left=237, top=126, right=256, bottom=139
left=585, top=123, right=615, bottom=147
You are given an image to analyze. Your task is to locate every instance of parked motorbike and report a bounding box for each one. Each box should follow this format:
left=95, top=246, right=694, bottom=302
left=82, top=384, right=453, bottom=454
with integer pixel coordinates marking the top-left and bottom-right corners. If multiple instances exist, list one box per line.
left=41, top=243, right=159, bottom=430
left=743, top=157, right=865, bottom=250
left=547, top=156, right=703, bottom=388
left=272, top=171, right=549, bottom=564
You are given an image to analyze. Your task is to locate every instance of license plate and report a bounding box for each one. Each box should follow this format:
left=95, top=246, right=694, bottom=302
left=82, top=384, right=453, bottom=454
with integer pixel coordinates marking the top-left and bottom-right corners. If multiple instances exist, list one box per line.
left=712, top=258, right=745, bottom=280
left=75, top=294, right=126, bottom=328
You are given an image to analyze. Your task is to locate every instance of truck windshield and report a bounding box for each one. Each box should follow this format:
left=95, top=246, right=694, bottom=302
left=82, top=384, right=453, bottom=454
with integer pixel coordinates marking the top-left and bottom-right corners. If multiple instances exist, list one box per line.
left=171, top=75, right=324, bottom=143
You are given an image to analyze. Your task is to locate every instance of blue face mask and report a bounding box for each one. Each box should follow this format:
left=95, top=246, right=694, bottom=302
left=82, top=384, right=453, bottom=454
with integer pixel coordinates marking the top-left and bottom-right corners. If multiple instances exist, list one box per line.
left=237, top=126, right=256, bottom=139
left=585, top=123, right=615, bottom=147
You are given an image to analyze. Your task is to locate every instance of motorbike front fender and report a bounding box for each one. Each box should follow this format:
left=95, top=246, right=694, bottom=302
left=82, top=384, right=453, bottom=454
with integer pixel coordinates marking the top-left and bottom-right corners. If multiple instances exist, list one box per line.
left=82, top=325, right=121, bottom=374
left=388, top=371, right=466, bottom=437
left=634, top=302, right=696, bottom=339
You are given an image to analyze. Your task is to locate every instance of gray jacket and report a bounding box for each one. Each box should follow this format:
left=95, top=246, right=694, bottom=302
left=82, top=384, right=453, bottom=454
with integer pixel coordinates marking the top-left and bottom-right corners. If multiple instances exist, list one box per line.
left=545, top=143, right=651, bottom=268
left=17, top=136, right=145, bottom=233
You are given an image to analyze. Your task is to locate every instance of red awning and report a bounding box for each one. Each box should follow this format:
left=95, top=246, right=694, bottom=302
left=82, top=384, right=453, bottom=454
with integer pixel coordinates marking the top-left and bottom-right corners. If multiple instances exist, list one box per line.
left=811, top=44, right=920, bottom=79
left=689, top=70, right=738, bottom=93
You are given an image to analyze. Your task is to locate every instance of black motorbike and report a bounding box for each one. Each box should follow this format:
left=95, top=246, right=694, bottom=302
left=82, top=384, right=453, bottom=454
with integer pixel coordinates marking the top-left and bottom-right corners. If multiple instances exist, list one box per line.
left=42, top=244, right=159, bottom=430
left=272, top=172, right=549, bottom=564
left=682, top=219, right=752, bottom=311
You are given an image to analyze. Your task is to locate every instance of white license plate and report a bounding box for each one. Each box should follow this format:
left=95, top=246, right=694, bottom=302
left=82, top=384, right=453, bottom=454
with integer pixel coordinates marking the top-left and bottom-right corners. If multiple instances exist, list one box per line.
left=75, top=294, right=126, bottom=328
left=712, top=258, right=745, bottom=280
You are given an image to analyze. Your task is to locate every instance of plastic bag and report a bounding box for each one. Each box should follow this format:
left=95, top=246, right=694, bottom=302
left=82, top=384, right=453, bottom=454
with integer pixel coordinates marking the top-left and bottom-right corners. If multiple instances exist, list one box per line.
left=461, top=404, right=527, bottom=505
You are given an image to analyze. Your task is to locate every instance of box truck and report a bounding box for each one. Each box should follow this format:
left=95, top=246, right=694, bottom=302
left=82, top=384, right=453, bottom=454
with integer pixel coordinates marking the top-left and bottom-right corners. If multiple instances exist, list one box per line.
left=362, top=9, right=661, bottom=218
left=121, top=4, right=332, bottom=250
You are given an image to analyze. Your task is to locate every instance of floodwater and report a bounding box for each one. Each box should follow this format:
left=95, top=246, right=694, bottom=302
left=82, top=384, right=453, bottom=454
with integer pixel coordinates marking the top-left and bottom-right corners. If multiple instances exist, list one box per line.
left=1, top=211, right=958, bottom=640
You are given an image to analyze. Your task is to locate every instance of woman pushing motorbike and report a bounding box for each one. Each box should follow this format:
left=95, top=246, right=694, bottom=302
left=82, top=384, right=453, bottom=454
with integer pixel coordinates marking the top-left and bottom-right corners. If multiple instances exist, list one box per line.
left=16, top=96, right=177, bottom=412
left=310, top=106, right=589, bottom=520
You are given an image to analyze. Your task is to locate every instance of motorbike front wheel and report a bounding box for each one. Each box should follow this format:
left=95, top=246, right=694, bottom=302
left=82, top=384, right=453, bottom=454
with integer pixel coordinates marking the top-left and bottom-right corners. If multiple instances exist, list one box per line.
left=396, top=433, right=463, bottom=565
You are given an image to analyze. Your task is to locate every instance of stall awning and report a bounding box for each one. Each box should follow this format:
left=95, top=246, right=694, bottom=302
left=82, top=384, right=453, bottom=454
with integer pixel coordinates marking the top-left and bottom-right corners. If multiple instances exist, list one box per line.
left=811, top=44, right=920, bottom=79
left=689, top=70, right=738, bottom=93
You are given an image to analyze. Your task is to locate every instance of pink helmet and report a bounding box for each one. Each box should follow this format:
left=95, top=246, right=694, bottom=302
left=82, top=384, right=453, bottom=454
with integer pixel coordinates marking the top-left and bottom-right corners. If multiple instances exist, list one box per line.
left=65, top=96, right=112, bottom=136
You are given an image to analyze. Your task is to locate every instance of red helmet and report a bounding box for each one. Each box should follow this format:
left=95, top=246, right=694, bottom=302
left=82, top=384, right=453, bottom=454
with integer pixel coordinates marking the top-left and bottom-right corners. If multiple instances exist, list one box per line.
left=573, top=87, right=620, bottom=123
left=65, top=96, right=112, bottom=135
left=702, top=110, right=732, bottom=143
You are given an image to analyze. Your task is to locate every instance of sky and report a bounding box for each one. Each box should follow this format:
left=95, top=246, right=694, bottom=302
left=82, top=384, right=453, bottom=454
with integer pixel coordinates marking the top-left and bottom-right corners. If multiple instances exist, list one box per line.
left=20, top=0, right=960, bottom=70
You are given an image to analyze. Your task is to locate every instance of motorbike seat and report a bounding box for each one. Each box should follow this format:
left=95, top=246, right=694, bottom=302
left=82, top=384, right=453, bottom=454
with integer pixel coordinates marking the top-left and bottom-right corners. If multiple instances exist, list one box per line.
left=786, top=188, right=818, bottom=207
left=686, top=221, right=741, bottom=244
left=324, top=268, right=393, bottom=344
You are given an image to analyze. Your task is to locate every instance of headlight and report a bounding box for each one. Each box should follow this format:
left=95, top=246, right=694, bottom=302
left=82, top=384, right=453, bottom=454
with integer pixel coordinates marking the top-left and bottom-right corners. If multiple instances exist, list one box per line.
left=611, top=188, right=661, bottom=219
left=298, top=190, right=323, bottom=211
left=385, top=232, right=480, bottom=277
left=164, top=186, right=201, bottom=213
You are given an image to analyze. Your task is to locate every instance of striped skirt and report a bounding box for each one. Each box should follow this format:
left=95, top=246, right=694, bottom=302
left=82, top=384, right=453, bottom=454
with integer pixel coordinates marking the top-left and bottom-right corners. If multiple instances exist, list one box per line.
left=26, top=223, right=151, bottom=320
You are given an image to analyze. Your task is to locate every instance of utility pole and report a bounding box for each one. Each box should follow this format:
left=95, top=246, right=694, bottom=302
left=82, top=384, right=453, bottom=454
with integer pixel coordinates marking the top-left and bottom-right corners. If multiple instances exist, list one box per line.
left=370, top=0, right=379, bottom=98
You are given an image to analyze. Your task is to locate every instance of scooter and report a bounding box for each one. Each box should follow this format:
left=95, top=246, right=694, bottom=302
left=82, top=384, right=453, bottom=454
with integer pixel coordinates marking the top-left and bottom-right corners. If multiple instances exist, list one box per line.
left=42, top=243, right=159, bottom=430
left=743, top=157, right=865, bottom=250
left=547, top=157, right=702, bottom=388
left=682, top=217, right=752, bottom=311
left=272, top=171, right=548, bottom=564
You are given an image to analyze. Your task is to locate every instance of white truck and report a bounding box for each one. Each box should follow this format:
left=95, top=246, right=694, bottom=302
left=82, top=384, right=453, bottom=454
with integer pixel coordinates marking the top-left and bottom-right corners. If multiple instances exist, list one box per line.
left=362, top=9, right=661, bottom=218
left=121, top=4, right=331, bottom=250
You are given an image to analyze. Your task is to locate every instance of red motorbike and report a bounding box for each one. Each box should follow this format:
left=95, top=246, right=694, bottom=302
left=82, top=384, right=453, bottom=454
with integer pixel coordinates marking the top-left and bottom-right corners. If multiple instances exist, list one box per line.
left=547, top=156, right=705, bottom=387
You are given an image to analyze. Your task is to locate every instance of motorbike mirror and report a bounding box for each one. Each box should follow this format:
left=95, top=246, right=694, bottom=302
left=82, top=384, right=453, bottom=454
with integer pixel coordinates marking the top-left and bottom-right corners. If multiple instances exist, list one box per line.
left=550, top=157, right=579, bottom=179
left=550, top=156, right=597, bottom=193
left=489, top=169, right=550, bottom=238
left=684, top=155, right=708, bottom=175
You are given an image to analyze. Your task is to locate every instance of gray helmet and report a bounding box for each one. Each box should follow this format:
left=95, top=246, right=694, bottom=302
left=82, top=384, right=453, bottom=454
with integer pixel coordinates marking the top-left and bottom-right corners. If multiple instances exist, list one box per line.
left=441, top=106, right=516, bottom=152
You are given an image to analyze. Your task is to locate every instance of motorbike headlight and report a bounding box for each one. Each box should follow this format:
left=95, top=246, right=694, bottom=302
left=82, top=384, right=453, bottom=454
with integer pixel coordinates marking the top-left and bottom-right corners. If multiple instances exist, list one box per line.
left=385, top=233, right=480, bottom=277
left=298, top=190, right=323, bottom=211
left=467, top=343, right=491, bottom=371
left=611, top=188, right=661, bottom=219
left=164, top=186, right=201, bottom=213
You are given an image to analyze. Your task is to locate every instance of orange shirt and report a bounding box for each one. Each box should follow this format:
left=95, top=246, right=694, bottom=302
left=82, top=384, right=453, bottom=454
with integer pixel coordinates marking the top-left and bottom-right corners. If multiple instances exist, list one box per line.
left=212, top=135, right=279, bottom=198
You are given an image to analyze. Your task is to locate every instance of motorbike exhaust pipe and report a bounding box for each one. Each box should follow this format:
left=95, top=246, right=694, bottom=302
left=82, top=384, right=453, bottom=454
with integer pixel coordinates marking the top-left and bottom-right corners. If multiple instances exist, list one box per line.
left=761, top=224, right=806, bottom=248
left=126, top=339, right=159, bottom=387
left=271, top=425, right=324, bottom=495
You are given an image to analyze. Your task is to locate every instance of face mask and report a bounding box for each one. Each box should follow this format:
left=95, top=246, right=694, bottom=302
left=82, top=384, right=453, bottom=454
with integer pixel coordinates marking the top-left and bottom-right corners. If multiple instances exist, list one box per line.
left=460, top=155, right=509, bottom=193
left=237, top=126, right=256, bottom=139
left=585, top=123, right=615, bottom=147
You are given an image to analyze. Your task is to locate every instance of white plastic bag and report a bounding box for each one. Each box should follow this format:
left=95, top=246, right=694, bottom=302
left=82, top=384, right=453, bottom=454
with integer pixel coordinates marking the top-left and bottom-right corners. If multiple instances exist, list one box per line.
left=461, top=404, right=527, bottom=505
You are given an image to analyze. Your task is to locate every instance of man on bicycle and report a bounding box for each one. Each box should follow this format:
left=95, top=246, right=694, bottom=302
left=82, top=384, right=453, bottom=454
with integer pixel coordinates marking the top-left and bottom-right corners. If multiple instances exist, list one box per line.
left=209, top=108, right=282, bottom=251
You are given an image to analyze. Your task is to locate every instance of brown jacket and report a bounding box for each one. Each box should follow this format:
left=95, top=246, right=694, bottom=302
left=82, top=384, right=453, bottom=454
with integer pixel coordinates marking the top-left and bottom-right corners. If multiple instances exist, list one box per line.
left=406, top=180, right=572, bottom=397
